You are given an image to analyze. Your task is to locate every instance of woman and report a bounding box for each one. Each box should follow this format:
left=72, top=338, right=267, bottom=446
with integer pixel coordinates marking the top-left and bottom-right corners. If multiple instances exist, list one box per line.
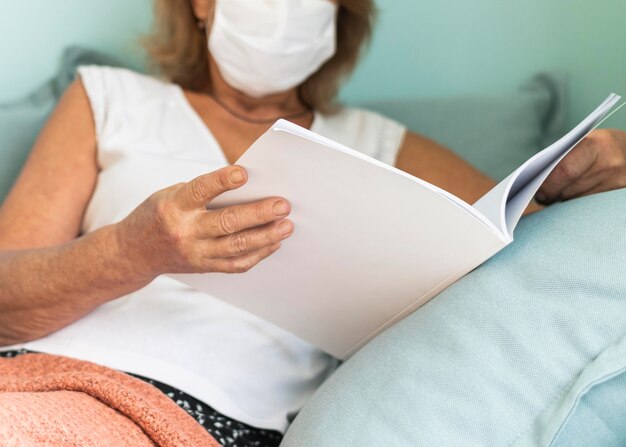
left=1, top=0, right=626, bottom=445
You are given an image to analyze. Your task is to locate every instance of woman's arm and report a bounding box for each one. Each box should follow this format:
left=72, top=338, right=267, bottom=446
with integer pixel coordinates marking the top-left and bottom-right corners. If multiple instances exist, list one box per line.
left=394, top=131, right=495, bottom=202
left=0, top=226, right=154, bottom=345
left=0, top=80, right=99, bottom=249
left=0, top=80, right=293, bottom=346
left=394, top=131, right=543, bottom=213
left=0, top=80, right=160, bottom=345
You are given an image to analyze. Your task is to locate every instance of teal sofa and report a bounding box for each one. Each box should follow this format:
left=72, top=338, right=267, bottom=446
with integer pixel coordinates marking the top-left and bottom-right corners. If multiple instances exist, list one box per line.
left=2, top=48, right=626, bottom=447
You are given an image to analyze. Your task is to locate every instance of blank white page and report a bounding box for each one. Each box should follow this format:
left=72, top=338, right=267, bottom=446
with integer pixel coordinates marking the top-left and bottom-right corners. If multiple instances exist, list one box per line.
left=171, top=122, right=505, bottom=359
left=474, top=94, right=622, bottom=238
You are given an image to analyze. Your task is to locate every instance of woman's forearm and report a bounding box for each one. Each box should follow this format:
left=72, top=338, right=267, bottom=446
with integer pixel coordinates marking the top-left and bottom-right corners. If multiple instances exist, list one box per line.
left=0, top=166, right=292, bottom=347
left=0, top=224, right=153, bottom=346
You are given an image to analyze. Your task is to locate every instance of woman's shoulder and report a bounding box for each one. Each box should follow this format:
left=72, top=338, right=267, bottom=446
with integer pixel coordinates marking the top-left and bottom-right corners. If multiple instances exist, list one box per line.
left=75, top=66, right=182, bottom=143
left=77, top=65, right=170, bottom=86
left=76, top=65, right=176, bottom=105
left=314, top=106, right=407, bottom=165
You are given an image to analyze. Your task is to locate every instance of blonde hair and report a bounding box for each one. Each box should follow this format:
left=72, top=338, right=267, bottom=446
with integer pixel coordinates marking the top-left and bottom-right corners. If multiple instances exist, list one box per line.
left=143, top=0, right=376, bottom=113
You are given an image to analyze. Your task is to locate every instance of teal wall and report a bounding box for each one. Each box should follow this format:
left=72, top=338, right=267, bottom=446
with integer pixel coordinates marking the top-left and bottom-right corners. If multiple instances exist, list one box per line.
left=1, top=0, right=625, bottom=128
left=343, top=0, right=626, bottom=129
left=0, top=0, right=151, bottom=101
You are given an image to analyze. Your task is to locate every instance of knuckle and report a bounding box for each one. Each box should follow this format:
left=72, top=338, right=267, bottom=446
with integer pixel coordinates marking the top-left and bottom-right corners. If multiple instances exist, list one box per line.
left=189, top=177, right=210, bottom=203
left=212, top=171, right=230, bottom=192
left=555, top=161, right=577, bottom=181
left=154, top=196, right=173, bottom=219
left=256, top=203, right=270, bottom=223
left=218, top=208, right=239, bottom=234
left=607, top=149, right=626, bottom=170
left=170, top=227, right=187, bottom=246
left=153, top=199, right=183, bottom=240
left=228, top=232, right=248, bottom=255
left=231, top=257, right=255, bottom=273
left=592, top=129, right=615, bottom=146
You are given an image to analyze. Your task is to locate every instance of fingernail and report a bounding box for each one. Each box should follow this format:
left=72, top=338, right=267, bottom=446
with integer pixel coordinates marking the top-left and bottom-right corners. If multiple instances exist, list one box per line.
left=273, top=200, right=290, bottom=216
left=279, top=220, right=293, bottom=236
left=229, top=169, right=245, bottom=184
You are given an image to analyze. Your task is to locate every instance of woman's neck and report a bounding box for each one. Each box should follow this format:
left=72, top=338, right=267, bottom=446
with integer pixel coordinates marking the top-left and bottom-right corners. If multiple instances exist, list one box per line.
left=207, top=57, right=309, bottom=123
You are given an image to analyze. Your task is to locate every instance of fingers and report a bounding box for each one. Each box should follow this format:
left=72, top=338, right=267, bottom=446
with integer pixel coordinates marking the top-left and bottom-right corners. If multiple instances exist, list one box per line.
left=536, top=129, right=626, bottom=204
left=536, top=142, right=598, bottom=204
left=557, top=170, right=606, bottom=201
left=209, top=242, right=282, bottom=274
left=207, top=219, right=294, bottom=258
left=576, top=180, right=615, bottom=198
left=197, top=197, right=291, bottom=238
left=175, top=166, right=248, bottom=210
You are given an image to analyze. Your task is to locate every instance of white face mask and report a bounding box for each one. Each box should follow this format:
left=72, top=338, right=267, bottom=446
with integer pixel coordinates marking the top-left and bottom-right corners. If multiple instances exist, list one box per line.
left=208, top=0, right=338, bottom=98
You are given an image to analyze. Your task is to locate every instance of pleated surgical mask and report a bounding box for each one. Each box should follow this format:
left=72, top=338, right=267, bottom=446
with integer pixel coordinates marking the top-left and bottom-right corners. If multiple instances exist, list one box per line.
left=208, top=0, right=338, bottom=98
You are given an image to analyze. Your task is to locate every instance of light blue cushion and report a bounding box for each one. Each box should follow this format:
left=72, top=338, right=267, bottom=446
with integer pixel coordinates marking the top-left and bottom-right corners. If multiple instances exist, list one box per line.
left=0, top=83, right=55, bottom=203
left=281, top=188, right=626, bottom=447
left=0, top=47, right=122, bottom=204
left=362, top=73, right=566, bottom=180
left=550, top=362, right=626, bottom=447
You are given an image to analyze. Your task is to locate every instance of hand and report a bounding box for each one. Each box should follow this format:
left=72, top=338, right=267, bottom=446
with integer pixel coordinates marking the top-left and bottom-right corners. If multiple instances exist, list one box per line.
left=115, top=165, right=293, bottom=278
left=536, top=129, right=626, bottom=205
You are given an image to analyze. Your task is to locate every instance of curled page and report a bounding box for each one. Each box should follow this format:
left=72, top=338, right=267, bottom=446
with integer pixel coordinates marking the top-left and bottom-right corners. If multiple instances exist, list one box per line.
left=474, top=94, right=623, bottom=239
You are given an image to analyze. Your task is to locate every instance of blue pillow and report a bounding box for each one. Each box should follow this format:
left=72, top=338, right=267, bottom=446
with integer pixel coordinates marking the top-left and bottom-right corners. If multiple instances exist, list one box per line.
left=0, top=83, right=55, bottom=203
left=361, top=73, right=566, bottom=180
left=0, top=47, right=123, bottom=204
left=281, top=188, right=626, bottom=447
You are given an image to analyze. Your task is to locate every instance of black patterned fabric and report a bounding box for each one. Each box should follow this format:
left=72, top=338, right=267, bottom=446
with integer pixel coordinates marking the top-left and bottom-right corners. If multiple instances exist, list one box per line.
left=0, top=350, right=283, bottom=447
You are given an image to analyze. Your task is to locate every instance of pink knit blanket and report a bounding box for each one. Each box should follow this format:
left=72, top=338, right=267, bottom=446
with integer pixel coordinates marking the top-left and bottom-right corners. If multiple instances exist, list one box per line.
left=0, top=353, right=220, bottom=446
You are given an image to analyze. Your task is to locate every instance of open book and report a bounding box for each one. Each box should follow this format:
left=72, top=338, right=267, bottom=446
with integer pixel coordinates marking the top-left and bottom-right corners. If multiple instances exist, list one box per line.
left=172, top=94, right=623, bottom=359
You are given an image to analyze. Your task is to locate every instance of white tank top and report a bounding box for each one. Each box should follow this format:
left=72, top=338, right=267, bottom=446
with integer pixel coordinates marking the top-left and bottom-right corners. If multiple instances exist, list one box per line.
left=15, top=66, right=406, bottom=432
